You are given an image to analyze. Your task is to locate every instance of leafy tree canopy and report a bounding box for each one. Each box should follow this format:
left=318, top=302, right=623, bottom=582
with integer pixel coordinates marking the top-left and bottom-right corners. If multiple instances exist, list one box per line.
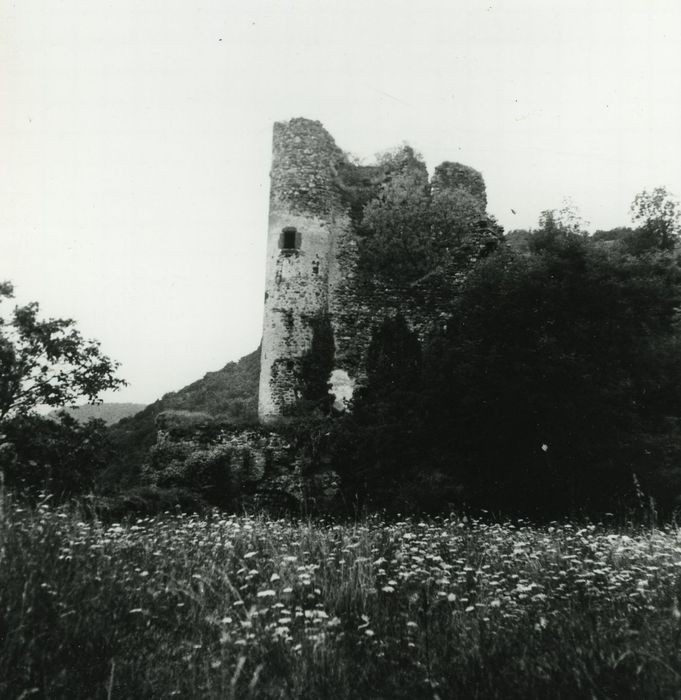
left=0, top=281, right=125, bottom=422
left=425, top=237, right=681, bottom=509
left=630, top=186, right=681, bottom=252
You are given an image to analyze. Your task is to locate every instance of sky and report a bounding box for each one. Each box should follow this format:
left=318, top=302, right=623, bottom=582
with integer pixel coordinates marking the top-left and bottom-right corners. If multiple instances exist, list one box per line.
left=1, top=0, right=680, bottom=405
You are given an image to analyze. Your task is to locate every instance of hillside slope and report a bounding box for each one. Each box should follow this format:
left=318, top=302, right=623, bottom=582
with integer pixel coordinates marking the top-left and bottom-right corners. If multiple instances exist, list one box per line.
left=49, top=403, right=147, bottom=425
left=103, top=348, right=260, bottom=489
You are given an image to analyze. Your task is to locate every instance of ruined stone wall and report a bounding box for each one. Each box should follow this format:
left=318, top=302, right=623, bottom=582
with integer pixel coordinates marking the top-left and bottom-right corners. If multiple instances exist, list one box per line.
left=327, top=253, right=470, bottom=385
left=153, top=421, right=296, bottom=485
left=147, top=134, right=501, bottom=507
left=327, top=156, right=497, bottom=385
left=431, top=161, right=487, bottom=208
left=147, top=410, right=340, bottom=512
left=258, top=117, right=501, bottom=421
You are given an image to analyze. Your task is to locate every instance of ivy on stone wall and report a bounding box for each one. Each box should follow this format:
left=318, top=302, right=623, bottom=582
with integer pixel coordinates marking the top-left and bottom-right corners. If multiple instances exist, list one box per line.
left=334, top=145, right=427, bottom=228
left=356, top=153, right=502, bottom=289
left=297, top=313, right=335, bottom=416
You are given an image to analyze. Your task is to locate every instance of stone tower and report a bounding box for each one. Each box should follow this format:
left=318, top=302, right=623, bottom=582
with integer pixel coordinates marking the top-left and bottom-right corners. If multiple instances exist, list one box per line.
left=258, top=119, right=350, bottom=424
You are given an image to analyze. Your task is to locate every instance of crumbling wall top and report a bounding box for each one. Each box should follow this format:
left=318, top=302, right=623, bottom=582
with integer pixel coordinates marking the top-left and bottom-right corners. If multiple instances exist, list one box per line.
left=270, top=118, right=347, bottom=217
left=431, top=161, right=487, bottom=209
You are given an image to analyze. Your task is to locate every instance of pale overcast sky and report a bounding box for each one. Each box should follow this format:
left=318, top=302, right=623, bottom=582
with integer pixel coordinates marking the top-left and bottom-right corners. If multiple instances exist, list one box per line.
left=1, top=0, right=680, bottom=404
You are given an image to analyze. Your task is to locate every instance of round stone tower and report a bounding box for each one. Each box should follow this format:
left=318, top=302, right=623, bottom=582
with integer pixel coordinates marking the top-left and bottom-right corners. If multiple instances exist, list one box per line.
left=258, top=118, right=346, bottom=424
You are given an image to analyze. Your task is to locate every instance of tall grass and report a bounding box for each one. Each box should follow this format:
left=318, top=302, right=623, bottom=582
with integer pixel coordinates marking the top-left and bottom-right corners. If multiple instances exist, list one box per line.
left=2, top=498, right=681, bottom=698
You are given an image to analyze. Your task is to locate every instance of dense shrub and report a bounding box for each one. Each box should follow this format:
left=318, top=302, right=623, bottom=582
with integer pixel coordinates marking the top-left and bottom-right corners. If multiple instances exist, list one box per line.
left=143, top=432, right=235, bottom=508
left=0, top=412, right=112, bottom=499
left=331, top=224, right=681, bottom=517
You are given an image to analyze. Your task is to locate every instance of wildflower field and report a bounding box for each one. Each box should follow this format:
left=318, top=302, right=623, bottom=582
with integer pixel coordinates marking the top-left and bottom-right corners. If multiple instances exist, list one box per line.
left=2, top=502, right=681, bottom=699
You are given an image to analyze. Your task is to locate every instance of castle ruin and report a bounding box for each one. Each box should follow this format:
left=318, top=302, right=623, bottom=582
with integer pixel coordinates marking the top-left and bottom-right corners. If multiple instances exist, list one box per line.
left=258, top=117, right=499, bottom=424
left=147, top=117, right=501, bottom=509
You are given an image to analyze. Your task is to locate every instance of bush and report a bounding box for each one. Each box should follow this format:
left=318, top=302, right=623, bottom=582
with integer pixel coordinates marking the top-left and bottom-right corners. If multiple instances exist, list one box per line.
left=81, top=486, right=208, bottom=521
left=144, top=439, right=235, bottom=508
left=0, top=412, right=112, bottom=499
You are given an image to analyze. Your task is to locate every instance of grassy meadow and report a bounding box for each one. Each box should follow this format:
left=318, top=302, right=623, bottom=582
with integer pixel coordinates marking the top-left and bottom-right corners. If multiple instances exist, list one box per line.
left=2, top=500, right=681, bottom=699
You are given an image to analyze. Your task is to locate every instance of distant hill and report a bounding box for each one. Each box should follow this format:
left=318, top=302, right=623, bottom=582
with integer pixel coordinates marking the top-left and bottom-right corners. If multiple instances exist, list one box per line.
left=102, top=348, right=260, bottom=490
left=49, top=403, right=147, bottom=426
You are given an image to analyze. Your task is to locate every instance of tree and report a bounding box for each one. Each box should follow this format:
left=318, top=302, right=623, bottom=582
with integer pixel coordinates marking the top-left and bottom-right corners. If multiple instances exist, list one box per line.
left=422, top=231, right=681, bottom=515
left=527, top=202, right=588, bottom=254
left=0, top=281, right=126, bottom=421
left=332, top=315, right=427, bottom=509
left=630, top=186, right=681, bottom=251
left=357, top=150, right=434, bottom=285
left=539, top=200, right=588, bottom=236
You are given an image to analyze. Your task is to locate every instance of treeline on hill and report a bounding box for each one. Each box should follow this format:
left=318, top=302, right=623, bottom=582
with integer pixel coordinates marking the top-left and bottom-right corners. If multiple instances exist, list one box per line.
left=47, top=403, right=147, bottom=426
